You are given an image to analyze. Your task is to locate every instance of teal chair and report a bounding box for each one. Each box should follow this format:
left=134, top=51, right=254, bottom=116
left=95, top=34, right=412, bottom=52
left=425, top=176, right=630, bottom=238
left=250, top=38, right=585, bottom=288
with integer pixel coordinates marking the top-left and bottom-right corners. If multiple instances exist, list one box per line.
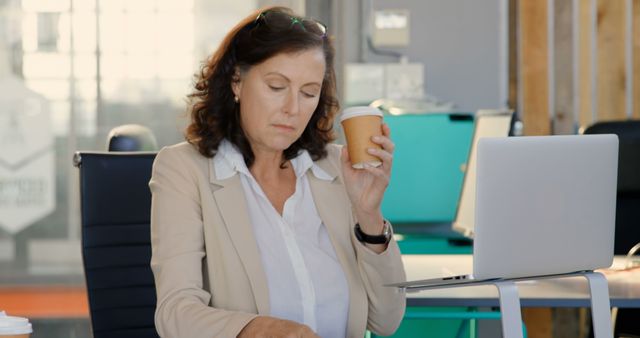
left=384, top=112, right=474, bottom=256
left=382, top=113, right=474, bottom=224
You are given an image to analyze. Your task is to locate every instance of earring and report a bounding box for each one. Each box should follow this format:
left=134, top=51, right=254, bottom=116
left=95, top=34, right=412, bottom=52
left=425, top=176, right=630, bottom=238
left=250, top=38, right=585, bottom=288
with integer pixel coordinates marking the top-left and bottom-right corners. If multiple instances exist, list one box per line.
left=234, top=96, right=239, bottom=103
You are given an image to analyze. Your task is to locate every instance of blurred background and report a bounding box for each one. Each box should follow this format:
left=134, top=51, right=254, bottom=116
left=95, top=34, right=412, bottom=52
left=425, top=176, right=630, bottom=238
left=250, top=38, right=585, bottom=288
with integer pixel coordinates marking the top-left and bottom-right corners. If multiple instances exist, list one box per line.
left=1, top=0, right=638, bottom=337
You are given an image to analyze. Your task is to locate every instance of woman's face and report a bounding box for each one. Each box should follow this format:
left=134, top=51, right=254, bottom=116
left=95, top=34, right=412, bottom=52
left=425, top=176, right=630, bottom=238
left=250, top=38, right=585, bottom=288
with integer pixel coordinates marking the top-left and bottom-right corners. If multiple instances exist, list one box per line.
left=231, top=48, right=326, bottom=155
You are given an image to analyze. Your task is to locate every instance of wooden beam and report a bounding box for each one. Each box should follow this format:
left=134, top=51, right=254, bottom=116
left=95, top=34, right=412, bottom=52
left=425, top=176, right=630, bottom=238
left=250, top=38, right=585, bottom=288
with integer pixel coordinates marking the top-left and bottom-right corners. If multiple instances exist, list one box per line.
left=518, top=2, right=553, bottom=335
left=523, top=308, right=553, bottom=338
left=553, top=309, right=582, bottom=337
left=579, top=0, right=594, bottom=128
left=520, top=0, right=551, bottom=135
left=554, top=0, right=575, bottom=134
left=597, top=0, right=627, bottom=121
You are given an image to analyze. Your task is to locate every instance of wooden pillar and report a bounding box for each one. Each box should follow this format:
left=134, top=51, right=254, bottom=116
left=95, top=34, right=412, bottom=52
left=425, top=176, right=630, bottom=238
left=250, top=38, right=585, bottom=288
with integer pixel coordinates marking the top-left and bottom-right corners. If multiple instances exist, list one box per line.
left=553, top=0, right=575, bottom=134
left=523, top=308, right=553, bottom=338
left=519, top=3, right=553, bottom=334
left=520, top=0, right=551, bottom=135
left=551, top=9, right=582, bottom=337
left=597, top=0, right=627, bottom=121
left=553, top=308, right=583, bottom=338
left=578, top=0, right=594, bottom=128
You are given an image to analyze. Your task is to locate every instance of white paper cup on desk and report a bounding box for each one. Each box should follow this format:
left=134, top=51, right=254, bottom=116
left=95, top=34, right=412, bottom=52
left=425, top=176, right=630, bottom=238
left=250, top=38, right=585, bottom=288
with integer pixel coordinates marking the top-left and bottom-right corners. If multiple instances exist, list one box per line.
left=0, top=313, right=32, bottom=338
left=340, top=106, right=384, bottom=169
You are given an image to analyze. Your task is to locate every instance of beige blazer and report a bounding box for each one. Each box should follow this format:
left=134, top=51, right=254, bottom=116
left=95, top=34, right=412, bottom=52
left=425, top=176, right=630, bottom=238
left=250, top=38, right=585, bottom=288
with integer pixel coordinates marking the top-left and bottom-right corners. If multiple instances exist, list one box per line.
left=149, top=141, right=406, bottom=338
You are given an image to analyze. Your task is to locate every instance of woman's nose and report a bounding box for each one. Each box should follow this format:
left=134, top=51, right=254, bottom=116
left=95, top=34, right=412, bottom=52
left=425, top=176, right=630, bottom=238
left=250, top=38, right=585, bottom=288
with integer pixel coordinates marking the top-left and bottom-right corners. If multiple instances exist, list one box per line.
left=283, top=90, right=300, bottom=116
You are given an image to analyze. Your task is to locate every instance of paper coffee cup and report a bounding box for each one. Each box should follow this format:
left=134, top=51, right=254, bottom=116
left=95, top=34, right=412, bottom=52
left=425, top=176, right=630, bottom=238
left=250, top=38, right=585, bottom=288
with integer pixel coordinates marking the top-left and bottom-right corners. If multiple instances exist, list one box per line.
left=0, top=313, right=32, bottom=338
left=340, top=106, right=384, bottom=169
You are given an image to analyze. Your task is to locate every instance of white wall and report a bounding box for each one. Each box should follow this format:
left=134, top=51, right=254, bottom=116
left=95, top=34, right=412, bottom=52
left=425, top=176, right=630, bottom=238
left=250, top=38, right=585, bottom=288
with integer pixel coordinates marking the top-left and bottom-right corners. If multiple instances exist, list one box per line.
left=336, top=0, right=506, bottom=112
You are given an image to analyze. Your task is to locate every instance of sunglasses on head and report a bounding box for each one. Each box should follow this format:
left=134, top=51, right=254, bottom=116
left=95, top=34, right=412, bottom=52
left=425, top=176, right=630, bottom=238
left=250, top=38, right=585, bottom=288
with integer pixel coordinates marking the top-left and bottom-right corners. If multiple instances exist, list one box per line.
left=253, top=10, right=327, bottom=38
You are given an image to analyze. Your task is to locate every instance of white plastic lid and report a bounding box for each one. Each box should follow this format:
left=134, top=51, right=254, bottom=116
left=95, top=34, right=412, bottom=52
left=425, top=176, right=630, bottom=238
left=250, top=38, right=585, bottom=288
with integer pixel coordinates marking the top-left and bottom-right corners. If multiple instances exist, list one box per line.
left=0, top=315, right=32, bottom=335
left=339, top=106, right=383, bottom=122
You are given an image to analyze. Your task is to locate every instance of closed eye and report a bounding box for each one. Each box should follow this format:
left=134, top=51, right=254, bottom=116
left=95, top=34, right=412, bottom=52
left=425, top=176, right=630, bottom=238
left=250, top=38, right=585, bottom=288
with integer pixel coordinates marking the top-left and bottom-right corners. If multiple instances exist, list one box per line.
left=269, top=85, right=285, bottom=91
left=301, top=91, right=317, bottom=98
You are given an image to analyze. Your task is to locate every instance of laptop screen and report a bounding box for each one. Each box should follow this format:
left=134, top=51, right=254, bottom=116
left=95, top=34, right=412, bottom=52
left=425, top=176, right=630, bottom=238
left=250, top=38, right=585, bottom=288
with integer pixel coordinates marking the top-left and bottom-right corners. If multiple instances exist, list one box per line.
left=453, top=110, right=513, bottom=238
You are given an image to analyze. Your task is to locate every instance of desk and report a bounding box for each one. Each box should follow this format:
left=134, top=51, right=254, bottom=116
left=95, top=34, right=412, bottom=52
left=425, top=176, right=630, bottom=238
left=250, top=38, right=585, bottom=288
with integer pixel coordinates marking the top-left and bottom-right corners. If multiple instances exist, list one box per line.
left=402, top=255, right=640, bottom=308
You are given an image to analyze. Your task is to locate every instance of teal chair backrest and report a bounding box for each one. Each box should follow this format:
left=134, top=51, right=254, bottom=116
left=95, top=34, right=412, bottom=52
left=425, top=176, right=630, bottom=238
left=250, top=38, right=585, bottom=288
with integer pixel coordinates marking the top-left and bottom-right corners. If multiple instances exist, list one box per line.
left=382, top=113, right=474, bottom=223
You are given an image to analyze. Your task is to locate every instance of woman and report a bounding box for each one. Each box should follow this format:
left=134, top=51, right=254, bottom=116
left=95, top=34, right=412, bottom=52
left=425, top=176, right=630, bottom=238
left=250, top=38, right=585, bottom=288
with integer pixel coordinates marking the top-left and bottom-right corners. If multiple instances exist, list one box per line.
left=149, top=7, right=406, bottom=338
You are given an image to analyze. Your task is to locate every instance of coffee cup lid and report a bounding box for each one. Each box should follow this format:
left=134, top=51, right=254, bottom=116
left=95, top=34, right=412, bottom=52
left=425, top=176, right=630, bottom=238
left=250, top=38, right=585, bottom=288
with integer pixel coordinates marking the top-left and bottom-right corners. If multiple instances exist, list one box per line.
left=339, top=106, right=383, bottom=122
left=0, top=315, right=32, bottom=335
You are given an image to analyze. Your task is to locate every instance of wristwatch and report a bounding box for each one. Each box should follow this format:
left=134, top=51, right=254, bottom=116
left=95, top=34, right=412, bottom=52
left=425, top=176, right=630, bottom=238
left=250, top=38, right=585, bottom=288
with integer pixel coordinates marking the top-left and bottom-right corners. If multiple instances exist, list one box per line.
left=354, top=221, right=392, bottom=245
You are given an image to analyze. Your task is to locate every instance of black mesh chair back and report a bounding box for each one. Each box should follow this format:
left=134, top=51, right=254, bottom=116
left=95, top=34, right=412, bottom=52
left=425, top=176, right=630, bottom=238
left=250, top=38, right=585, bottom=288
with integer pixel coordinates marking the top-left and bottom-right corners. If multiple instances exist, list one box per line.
left=74, top=151, right=159, bottom=338
left=584, top=120, right=640, bottom=337
left=584, top=120, right=640, bottom=255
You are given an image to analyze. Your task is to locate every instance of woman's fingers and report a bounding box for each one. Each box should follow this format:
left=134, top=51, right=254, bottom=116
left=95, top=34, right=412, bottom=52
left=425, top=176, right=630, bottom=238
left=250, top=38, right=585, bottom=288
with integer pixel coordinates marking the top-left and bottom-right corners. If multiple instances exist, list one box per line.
left=382, top=122, right=391, bottom=137
left=371, top=135, right=395, bottom=154
left=238, top=317, right=320, bottom=338
left=341, top=146, right=350, bottom=165
left=363, top=164, right=390, bottom=184
left=367, top=147, right=393, bottom=164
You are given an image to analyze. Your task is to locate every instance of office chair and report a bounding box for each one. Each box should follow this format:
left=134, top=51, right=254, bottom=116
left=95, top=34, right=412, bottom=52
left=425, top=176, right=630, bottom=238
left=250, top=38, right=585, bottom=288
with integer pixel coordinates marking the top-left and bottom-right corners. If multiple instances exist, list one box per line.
left=583, top=120, right=640, bottom=255
left=107, top=124, right=158, bottom=152
left=584, top=120, right=640, bottom=337
left=74, top=151, right=159, bottom=338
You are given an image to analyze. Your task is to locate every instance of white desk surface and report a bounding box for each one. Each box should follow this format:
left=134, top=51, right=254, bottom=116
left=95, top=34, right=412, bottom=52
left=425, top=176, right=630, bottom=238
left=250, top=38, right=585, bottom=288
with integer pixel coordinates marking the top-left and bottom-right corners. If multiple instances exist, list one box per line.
left=400, top=255, right=640, bottom=308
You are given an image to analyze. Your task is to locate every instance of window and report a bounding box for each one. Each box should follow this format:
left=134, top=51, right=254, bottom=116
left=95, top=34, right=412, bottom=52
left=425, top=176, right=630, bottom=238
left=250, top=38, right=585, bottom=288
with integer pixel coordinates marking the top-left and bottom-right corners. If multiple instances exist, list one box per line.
left=0, top=1, right=256, bottom=335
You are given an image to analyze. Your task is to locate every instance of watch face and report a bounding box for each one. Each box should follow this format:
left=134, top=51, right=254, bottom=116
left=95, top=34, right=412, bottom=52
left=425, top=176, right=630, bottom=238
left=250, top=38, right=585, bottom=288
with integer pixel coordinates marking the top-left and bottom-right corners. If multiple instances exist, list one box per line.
left=380, top=222, right=392, bottom=243
left=383, top=222, right=391, bottom=237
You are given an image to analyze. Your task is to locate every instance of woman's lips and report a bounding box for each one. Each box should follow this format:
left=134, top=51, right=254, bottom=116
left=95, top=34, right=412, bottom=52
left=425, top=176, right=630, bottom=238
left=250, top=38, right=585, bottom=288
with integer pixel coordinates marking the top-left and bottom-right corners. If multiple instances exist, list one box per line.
left=273, top=124, right=295, bottom=132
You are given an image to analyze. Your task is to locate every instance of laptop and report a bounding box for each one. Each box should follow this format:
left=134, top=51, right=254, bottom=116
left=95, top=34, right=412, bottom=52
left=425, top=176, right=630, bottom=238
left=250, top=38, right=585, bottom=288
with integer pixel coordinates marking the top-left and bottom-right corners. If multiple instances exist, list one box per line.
left=388, top=134, right=619, bottom=289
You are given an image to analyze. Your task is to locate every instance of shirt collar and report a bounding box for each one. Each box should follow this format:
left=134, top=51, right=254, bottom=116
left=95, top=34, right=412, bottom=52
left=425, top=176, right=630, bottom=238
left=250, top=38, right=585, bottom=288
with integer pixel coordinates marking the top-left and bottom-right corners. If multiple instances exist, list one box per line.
left=291, top=148, right=335, bottom=181
left=213, top=139, right=335, bottom=181
left=213, top=139, right=252, bottom=180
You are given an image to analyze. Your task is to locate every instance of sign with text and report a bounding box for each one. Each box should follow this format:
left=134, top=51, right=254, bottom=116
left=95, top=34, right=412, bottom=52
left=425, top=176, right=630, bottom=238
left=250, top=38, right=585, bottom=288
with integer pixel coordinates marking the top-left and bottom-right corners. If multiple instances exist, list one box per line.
left=0, top=77, right=55, bottom=234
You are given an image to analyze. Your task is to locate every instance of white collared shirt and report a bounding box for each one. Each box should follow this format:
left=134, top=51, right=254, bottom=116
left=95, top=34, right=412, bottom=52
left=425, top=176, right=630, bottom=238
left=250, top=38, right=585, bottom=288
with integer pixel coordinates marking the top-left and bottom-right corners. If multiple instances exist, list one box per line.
left=213, top=140, right=349, bottom=338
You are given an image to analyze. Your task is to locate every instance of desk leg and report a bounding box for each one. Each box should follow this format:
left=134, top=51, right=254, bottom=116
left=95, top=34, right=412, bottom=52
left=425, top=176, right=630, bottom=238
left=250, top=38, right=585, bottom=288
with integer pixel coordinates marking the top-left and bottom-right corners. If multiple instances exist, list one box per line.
left=495, top=281, right=524, bottom=338
left=584, top=272, right=613, bottom=338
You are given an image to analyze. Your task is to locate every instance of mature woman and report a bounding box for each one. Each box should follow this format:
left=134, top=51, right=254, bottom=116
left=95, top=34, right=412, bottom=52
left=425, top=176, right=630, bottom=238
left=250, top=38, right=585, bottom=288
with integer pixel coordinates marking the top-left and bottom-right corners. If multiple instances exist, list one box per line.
left=149, top=7, right=406, bottom=338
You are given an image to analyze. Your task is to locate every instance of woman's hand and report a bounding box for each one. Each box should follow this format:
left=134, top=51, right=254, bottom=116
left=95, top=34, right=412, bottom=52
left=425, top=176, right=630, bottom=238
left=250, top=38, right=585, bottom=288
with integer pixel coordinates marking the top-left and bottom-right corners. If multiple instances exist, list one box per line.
left=237, top=316, right=320, bottom=338
left=341, top=123, right=394, bottom=238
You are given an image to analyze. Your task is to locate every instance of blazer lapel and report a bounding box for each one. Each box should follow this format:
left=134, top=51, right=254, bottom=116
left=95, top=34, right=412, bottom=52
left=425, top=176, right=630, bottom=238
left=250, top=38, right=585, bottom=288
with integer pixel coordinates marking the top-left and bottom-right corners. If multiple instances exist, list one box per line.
left=209, top=164, right=270, bottom=315
left=307, top=171, right=352, bottom=251
left=309, top=156, right=354, bottom=246
left=307, top=173, right=355, bottom=266
left=308, top=157, right=366, bottom=336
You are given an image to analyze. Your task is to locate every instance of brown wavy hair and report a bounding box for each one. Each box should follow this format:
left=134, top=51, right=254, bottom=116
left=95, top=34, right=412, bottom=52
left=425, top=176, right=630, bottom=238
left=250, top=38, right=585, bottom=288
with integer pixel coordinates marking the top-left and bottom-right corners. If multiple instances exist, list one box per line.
left=185, top=6, right=339, bottom=167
